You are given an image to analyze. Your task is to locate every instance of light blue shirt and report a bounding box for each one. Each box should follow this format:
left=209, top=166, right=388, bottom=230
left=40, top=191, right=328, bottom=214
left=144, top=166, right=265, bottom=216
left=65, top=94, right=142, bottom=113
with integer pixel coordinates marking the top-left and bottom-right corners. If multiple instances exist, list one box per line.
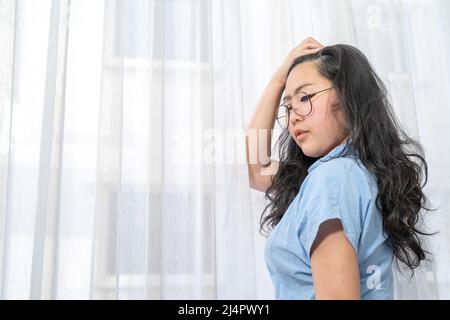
left=264, top=142, right=394, bottom=299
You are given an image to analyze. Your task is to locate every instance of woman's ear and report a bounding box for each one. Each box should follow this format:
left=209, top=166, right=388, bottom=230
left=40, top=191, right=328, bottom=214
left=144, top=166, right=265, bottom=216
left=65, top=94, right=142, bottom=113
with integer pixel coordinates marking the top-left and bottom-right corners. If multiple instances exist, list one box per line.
left=328, top=91, right=341, bottom=111
left=330, top=101, right=341, bottom=111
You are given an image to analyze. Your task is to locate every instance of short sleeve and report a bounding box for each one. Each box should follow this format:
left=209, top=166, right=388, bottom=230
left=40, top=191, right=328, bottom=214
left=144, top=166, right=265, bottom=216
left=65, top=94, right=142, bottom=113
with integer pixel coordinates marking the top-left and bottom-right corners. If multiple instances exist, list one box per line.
left=298, top=159, right=369, bottom=258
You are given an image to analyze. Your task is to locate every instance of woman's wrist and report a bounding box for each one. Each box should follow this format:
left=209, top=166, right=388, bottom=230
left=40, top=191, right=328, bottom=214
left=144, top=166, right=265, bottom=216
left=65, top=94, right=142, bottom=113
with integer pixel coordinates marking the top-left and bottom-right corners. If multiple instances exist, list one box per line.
left=272, top=66, right=289, bottom=89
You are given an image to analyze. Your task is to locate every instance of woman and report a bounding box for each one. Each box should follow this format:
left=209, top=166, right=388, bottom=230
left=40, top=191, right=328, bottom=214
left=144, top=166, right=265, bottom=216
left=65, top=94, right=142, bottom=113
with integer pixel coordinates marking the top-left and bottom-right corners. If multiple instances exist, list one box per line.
left=245, top=38, right=431, bottom=299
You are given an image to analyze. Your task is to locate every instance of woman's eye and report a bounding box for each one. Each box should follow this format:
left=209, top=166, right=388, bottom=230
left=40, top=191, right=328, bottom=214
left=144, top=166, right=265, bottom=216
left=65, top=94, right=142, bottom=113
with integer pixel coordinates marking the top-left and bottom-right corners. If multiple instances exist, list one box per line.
left=300, top=95, right=309, bottom=103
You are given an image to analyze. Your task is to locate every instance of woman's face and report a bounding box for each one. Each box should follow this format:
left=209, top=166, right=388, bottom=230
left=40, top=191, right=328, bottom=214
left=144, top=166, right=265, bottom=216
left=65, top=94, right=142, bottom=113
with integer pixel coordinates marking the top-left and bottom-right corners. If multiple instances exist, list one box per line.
left=284, top=61, right=348, bottom=158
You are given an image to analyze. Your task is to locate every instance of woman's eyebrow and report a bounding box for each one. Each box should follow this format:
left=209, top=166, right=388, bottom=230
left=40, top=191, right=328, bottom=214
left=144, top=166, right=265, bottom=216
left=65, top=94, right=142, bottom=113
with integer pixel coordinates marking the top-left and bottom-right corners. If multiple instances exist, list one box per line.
left=282, top=83, right=314, bottom=102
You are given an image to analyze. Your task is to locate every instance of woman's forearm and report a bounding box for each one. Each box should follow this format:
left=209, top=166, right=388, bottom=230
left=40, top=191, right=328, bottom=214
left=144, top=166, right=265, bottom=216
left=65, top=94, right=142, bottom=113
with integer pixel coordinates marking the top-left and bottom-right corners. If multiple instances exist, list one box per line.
left=245, top=70, right=286, bottom=191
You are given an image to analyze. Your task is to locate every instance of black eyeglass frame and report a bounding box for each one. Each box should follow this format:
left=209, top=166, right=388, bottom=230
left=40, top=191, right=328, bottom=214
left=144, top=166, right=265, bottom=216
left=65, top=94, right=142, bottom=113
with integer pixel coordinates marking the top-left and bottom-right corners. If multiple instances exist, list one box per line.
left=276, top=87, right=334, bottom=130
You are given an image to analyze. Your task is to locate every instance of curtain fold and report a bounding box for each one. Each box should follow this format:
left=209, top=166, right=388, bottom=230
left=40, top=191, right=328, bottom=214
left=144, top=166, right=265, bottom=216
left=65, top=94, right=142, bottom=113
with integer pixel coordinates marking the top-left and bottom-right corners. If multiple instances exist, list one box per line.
left=0, top=0, right=449, bottom=299
left=0, top=0, right=16, bottom=298
left=30, top=0, right=71, bottom=299
left=211, top=0, right=258, bottom=299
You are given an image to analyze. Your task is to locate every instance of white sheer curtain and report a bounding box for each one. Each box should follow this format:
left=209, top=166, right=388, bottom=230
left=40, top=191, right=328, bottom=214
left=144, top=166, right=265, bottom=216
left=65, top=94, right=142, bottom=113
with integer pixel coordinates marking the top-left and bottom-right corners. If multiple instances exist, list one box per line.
left=0, top=0, right=449, bottom=300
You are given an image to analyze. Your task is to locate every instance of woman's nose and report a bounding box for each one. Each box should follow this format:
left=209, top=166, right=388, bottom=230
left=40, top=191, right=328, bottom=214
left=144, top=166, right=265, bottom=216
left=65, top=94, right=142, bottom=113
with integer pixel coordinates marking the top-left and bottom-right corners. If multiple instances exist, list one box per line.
left=290, top=111, right=304, bottom=125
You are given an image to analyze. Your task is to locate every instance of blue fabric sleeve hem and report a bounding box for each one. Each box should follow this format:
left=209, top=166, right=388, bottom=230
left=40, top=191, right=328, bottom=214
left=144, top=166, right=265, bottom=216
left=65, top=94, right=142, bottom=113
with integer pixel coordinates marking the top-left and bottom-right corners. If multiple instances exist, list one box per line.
left=302, top=213, right=360, bottom=259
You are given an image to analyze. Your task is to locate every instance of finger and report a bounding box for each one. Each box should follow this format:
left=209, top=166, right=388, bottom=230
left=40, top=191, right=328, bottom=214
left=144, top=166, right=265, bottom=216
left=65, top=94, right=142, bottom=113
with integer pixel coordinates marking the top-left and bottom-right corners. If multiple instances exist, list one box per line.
left=305, top=37, right=324, bottom=47
left=301, top=48, right=322, bottom=56
left=302, top=39, right=324, bottom=50
left=303, top=47, right=323, bottom=53
left=304, top=43, right=323, bottom=50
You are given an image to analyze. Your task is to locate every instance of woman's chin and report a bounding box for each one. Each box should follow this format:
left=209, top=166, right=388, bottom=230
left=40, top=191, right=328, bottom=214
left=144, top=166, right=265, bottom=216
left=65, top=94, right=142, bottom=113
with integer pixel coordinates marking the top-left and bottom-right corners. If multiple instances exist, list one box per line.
left=294, top=135, right=325, bottom=158
left=299, top=143, right=314, bottom=157
left=299, top=142, right=323, bottom=158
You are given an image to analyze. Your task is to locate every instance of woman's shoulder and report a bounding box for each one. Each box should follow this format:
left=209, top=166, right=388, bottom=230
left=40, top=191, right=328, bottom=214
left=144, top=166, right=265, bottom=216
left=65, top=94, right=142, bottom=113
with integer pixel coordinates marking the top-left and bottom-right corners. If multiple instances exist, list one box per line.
left=296, top=155, right=379, bottom=233
left=305, top=155, right=376, bottom=193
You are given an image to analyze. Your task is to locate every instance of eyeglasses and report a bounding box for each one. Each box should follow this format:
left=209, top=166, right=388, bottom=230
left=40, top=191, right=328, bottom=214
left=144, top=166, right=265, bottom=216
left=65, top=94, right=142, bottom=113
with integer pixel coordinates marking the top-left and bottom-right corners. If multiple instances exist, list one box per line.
left=276, top=87, right=333, bottom=130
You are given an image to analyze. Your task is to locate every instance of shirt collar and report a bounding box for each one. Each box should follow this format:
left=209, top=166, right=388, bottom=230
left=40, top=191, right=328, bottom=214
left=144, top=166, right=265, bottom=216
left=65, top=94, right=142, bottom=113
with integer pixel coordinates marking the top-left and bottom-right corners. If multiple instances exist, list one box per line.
left=307, top=142, right=351, bottom=174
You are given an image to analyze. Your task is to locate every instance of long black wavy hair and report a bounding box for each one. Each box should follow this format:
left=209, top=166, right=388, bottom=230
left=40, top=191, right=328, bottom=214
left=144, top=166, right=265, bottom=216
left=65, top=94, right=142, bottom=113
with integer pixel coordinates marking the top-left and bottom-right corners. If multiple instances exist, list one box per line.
left=260, top=44, right=434, bottom=271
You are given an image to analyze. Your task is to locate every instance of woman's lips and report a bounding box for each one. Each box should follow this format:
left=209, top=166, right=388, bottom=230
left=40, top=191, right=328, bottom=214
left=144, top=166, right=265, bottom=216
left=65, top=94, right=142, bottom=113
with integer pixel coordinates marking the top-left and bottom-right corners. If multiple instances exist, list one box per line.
left=295, top=130, right=309, bottom=140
